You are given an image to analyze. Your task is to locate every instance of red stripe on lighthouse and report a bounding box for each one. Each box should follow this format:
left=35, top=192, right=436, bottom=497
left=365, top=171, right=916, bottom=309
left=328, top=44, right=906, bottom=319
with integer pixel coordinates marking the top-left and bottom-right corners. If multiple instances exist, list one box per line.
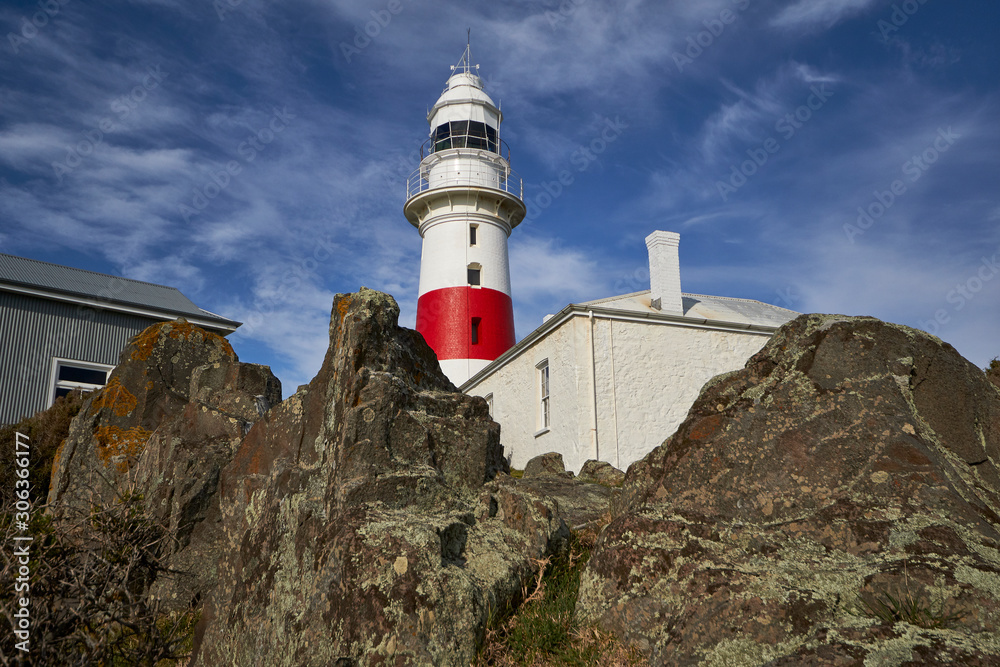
left=416, top=286, right=515, bottom=361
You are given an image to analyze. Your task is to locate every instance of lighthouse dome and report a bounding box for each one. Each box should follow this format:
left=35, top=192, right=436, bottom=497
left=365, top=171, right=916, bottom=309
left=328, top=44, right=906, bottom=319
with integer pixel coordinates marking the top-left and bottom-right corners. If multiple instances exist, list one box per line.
left=427, top=47, right=502, bottom=146
left=436, top=70, right=496, bottom=108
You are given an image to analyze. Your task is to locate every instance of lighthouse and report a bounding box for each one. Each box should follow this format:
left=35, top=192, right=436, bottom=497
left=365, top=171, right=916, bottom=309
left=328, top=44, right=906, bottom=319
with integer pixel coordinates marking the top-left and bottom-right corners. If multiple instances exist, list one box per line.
left=404, top=45, right=525, bottom=386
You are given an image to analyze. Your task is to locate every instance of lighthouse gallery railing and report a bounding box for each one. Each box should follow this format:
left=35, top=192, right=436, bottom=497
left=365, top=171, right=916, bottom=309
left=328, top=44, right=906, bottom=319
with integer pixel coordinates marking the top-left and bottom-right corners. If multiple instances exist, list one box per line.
left=405, top=161, right=524, bottom=201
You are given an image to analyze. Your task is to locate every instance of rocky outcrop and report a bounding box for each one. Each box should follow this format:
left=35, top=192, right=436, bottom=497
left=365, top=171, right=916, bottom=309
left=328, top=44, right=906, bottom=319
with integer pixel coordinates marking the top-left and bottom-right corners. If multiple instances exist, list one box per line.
left=578, top=314, right=1000, bottom=664
left=524, top=451, right=572, bottom=478
left=578, top=459, right=626, bottom=487
left=48, top=319, right=281, bottom=609
left=194, top=289, right=568, bottom=666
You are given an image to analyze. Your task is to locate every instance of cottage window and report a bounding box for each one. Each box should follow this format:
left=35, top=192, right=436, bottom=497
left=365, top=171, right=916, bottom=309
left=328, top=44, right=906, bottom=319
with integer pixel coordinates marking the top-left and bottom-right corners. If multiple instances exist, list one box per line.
left=537, top=360, right=550, bottom=431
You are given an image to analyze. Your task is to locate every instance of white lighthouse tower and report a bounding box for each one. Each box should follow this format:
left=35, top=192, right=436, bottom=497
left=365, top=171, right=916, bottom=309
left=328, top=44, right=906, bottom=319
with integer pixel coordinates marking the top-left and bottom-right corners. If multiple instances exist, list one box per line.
left=404, top=44, right=525, bottom=386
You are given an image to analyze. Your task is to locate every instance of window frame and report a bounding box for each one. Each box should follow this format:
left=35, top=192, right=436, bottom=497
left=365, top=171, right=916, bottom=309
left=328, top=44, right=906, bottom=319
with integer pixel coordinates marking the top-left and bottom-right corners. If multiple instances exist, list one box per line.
left=536, top=359, right=550, bottom=433
left=469, top=224, right=478, bottom=247
left=48, top=357, right=114, bottom=407
left=467, top=263, right=482, bottom=287
left=471, top=317, right=481, bottom=345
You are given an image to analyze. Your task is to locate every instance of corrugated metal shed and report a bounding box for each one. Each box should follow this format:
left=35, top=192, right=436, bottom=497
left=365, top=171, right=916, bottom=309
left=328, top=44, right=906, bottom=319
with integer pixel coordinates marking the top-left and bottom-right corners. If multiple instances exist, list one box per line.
left=0, top=292, right=156, bottom=423
left=0, top=253, right=242, bottom=424
left=0, top=253, right=239, bottom=328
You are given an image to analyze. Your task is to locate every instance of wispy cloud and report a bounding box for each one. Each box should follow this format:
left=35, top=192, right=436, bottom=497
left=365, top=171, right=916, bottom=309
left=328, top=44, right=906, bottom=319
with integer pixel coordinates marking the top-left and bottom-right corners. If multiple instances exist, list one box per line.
left=771, top=0, right=879, bottom=30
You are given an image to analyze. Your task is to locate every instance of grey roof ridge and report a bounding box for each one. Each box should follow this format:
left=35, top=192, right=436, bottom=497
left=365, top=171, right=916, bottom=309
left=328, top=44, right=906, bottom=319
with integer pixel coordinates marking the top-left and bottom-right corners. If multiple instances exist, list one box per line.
left=0, top=252, right=186, bottom=291
left=580, top=288, right=799, bottom=315
left=0, top=253, right=239, bottom=327
left=682, top=291, right=800, bottom=314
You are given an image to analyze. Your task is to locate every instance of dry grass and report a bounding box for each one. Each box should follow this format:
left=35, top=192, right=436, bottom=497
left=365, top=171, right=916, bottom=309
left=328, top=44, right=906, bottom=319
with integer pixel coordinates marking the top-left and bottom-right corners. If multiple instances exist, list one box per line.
left=0, top=389, right=86, bottom=505
left=0, top=489, right=197, bottom=666
left=476, top=511, right=642, bottom=667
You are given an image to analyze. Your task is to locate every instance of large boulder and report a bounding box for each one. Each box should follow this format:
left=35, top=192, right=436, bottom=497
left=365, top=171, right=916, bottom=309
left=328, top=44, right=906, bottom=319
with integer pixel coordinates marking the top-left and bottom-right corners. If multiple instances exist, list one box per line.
left=578, top=459, right=626, bottom=487
left=524, top=451, right=571, bottom=478
left=577, top=314, right=1000, bottom=664
left=194, top=289, right=568, bottom=666
left=48, top=319, right=281, bottom=609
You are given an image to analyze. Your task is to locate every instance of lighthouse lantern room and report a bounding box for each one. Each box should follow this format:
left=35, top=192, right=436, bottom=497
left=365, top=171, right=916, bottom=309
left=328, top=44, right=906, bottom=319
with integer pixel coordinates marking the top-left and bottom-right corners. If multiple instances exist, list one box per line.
left=404, top=44, right=526, bottom=386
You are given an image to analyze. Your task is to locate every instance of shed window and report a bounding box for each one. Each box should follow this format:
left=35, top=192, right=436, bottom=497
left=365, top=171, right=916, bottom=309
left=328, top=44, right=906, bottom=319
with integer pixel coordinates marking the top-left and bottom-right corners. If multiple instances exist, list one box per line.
left=50, top=358, right=113, bottom=405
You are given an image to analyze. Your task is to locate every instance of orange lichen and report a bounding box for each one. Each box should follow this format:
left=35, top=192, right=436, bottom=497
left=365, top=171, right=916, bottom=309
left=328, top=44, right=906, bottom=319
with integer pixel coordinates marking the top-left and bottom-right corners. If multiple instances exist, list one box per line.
left=130, top=320, right=235, bottom=361
left=336, top=297, right=352, bottom=322
left=94, top=425, right=152, bottom=473
left=91, top=377, right=137, bottom=417
left=131, top=322, right=169, bottom=361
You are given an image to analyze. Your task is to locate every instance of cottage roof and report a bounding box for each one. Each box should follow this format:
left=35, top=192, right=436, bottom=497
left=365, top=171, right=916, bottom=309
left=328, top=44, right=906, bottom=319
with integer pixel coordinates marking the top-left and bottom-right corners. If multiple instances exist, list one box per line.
left=0, top=253, right=240, bottom=332
left=580, top=290, right=797, bottom=328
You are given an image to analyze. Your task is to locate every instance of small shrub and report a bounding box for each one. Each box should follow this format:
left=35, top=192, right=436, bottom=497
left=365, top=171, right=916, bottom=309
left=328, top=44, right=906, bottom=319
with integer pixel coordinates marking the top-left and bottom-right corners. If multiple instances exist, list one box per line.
left=987, top=357, right=1000, bottom=389
left=477, top=532, right=642, bottom=666
left=856, top=578, right=963, bottom=630
left=0, top=390, right=86, bottom=506
left=0, top=490, right=196, bottom=666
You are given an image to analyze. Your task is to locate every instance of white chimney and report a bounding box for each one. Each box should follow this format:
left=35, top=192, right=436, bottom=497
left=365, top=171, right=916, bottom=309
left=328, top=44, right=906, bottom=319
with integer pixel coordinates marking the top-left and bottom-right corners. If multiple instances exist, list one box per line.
left=645, top=231, right=684, bottom=315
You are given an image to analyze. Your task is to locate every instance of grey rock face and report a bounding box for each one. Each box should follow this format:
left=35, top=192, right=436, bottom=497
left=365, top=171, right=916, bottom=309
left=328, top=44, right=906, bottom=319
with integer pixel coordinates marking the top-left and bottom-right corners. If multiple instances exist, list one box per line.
left=578, top=314, right=1000, bottom=664
left=194, top=289, right=568, bottom=666
left=48, top=319, right=281, bottom=610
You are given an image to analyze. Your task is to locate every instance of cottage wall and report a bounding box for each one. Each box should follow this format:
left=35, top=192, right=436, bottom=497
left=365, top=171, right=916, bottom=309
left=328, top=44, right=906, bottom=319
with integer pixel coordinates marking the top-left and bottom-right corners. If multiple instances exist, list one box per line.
left=468, top=313, right=772, bottom=473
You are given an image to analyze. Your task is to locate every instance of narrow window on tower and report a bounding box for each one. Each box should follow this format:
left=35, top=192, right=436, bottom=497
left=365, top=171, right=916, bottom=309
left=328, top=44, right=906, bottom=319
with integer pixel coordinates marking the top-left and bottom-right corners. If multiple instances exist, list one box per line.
left=467, top=263, right=481, bottom=286
left=469, top=224, right=478, bottom=246
left=471, top=317, right=481, bottom=345
left=536, top=360, right=550, bottom=432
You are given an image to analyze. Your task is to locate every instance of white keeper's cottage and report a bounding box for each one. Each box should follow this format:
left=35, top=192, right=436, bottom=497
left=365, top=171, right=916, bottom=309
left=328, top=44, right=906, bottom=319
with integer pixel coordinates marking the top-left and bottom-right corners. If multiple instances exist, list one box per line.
left=461, top=231, right=798, bottom=473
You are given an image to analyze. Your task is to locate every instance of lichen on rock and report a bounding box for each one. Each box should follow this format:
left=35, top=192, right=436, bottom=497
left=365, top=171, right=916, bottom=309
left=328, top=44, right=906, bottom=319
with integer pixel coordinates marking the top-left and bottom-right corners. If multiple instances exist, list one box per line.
left=48, top=317, right=281, bottom=611
left=193, top=288, right=568, bottom=666
left=577, top=314, right=1000, bottom=665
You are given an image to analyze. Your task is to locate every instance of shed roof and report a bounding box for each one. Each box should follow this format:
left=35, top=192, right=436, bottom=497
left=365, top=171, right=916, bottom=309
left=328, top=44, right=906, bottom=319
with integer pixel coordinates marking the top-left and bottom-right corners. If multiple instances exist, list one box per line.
left=0, top=253, right=240, bottom=331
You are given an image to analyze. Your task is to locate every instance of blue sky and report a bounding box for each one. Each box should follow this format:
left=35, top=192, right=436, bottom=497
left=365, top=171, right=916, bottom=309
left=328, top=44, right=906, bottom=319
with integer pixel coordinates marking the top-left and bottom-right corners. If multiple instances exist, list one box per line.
left=2, top=0, right=998, bottom=395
